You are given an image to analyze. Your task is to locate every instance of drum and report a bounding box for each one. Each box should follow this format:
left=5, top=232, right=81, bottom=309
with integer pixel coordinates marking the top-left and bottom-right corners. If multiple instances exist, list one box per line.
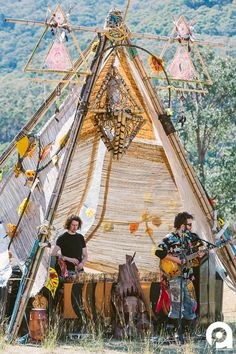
left=29, top=308, right=48, bottom=341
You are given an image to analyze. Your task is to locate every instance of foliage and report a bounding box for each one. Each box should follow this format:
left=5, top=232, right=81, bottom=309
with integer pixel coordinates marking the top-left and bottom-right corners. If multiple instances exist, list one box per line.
left=176, top=55, right=236, bottom=220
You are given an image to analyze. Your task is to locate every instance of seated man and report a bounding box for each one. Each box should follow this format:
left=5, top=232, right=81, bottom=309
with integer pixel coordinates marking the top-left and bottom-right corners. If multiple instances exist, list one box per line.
left=52, top=215, right=88, bottom=276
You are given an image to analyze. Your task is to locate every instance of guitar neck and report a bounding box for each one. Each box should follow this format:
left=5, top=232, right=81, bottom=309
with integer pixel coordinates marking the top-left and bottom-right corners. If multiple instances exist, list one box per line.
left=186, top=250, right=204, bottom=261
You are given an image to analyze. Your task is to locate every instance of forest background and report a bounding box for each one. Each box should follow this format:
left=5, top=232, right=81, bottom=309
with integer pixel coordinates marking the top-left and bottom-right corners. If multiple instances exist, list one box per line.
left=0, top=0, right=235, bottom=223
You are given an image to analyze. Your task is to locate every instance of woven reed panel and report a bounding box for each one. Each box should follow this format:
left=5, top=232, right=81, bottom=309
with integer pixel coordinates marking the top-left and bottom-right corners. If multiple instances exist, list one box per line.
left=0, top=91, right=79, bottom=264
left=53, top=132, right=100, bottom=233
left=86, top=141, right=183, bottom=273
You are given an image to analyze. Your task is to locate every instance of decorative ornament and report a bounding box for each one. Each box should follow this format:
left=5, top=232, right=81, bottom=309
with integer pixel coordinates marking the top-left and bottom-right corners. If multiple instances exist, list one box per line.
left=7, top=224, right=17, bottom=238
left=148, top=55, right=164, bottom=74
left=166, top=108, right=173, bottom=116
left=45, top=38, right=72, bottom=71
left=129, top=223, right=139, bottom=234
left=59, top=133, right=68, bottom=147
left=152, top=216, right=162, bottom=228
left=25, top=170, right=36, bottom=186
left=103, top=221, right=114, bottom=232
left=145, top=226, right=154, bottom=238
left=32, top=294, right=48, bottom=309
left=141, top=210, right=151, bottom=222
left=91, top=67, right=145, bottom=160
left=127, top=47, right=137, bottom=60
left=18, top=198, right=30, bottom=216
left=45, top=267, right=59, bottom=298
left=210, top=198, right=216, bottom=206
left=16, top=136, right=29, bottom=158
left=25, top=140, right=37, bottom=158
left=52, top=155, right=59, bottom=165
left=14, top=163, right=23, bottom=178
left=40, top=143, right=52, bottom=160
left=85, top=208, right=95, bottom=218
left=168, top=47, right=196, bottom=81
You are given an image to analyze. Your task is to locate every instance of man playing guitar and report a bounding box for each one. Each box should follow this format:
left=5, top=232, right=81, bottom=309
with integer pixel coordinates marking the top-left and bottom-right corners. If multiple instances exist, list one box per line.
left=155, top=212, right=205, bottom=335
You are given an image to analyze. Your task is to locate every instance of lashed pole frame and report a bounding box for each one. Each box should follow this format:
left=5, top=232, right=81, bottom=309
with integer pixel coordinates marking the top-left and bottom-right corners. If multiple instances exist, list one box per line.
left=0, top=41, right=96, bottom=168
left=7, top=34, right=107, bottom=341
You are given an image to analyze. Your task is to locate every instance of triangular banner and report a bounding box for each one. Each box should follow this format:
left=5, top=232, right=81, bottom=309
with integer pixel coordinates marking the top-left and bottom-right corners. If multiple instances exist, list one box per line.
left=168, top=46, right=197, bottom=81
left=45, top=38, right=73, bottom=71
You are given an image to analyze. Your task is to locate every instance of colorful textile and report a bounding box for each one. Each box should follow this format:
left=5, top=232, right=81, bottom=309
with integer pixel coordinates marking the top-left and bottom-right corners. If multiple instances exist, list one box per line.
left=168, top=277, right=197, bottom=320
left=155, top=280, right=170, bottom=315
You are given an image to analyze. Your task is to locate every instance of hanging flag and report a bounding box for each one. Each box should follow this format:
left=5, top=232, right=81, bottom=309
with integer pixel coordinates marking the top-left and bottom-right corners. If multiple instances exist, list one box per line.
left=45, top=267, right=59, bottom=298
left=129, top=223, right=139, bottom=233
left=17, top=136, right=29, bottom=158
left=18, top=198, right=30, bottom=216
left=40, top=143, right=52, bottom=160
left=45, top=39, right=72, bottom=71
left=168, top=47, right=196, bottom=81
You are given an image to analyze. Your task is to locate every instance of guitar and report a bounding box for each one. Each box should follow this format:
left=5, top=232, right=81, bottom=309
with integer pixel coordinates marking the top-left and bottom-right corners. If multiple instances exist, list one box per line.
left=160, top=239, right=227, bottom=277
left=160, top=250, right=205, bottom=277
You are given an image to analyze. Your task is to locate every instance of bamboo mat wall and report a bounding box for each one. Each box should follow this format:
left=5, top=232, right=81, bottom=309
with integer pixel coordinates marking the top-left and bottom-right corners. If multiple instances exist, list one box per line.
left=85, top=141, right=183, bottom=273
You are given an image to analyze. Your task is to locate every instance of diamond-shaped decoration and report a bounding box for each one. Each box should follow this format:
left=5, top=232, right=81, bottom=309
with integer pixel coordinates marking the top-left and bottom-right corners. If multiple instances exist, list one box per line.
left=92, top=67, right=145, bottom=159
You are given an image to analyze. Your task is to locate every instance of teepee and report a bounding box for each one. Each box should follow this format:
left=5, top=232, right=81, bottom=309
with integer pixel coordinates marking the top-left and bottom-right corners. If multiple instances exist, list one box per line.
left=0, top=7, right=235, bottom=339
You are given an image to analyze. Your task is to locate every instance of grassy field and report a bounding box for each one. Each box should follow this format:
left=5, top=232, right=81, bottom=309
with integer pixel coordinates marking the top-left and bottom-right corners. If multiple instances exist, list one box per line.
left=1, top=328, right=235, bottom=354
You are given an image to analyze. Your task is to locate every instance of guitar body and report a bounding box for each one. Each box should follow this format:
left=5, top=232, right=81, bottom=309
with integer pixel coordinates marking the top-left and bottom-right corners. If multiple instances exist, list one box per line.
left=160, top=255, right=200, bottom=276
left=160, top=258, right=181, bottom=277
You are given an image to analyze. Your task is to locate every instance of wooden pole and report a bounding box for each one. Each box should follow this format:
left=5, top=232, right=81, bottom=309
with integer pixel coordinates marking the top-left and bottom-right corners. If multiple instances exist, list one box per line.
left=5, top=18, right=224, bottom=47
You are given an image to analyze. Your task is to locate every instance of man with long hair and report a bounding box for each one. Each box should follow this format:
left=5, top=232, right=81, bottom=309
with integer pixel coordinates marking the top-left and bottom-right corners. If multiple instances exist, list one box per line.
left=52, top=215, right=88, bottom=274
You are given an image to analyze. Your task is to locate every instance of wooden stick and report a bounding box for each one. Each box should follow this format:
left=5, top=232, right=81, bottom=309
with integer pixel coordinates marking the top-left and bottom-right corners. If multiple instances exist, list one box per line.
left=5, top=18, right=224, bottom=47
left=150, top=76, right=212, bottom=85
left=30, top=78, right=83, bottom=84
left=25, top=68, right=91, bottom=75
left=157, top=86, right=208, bottom=94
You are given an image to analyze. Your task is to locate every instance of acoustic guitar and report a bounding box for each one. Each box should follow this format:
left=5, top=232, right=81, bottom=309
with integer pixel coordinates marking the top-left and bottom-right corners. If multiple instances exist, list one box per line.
left=160, top=250, right=204, bottom=277
left=160, top=239, right=226, bottom=277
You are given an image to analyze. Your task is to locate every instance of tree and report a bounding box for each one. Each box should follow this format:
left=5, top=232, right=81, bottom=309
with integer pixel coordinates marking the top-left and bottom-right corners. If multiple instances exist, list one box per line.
left=176, top=55, right=236, bottom=220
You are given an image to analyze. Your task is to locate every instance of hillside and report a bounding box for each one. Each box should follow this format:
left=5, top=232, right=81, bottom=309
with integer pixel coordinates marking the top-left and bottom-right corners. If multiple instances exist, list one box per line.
left=0, top=0, right=235, bottom=219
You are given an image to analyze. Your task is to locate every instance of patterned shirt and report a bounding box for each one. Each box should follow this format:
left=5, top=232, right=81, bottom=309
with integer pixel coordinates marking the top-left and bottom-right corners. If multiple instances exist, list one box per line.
left=155, top=231, right=203, bottom=278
